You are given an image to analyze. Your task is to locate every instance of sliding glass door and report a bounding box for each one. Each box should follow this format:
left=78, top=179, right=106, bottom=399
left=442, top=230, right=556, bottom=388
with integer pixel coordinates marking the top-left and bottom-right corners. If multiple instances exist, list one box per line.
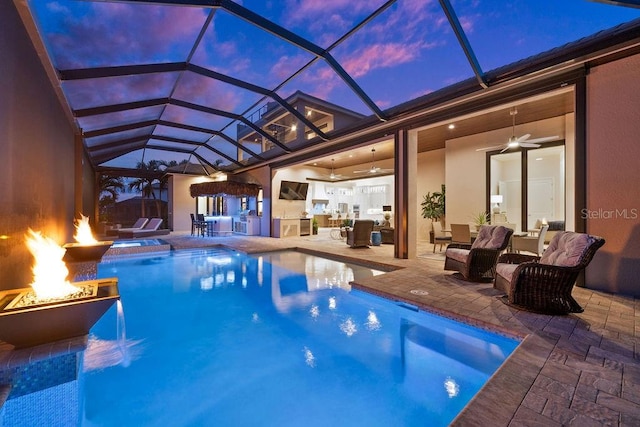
left=488, top=142, right=565, bottom=232
left=526, top=145, right=565, bottom=230
left=489, top=152, right=522, bottom=230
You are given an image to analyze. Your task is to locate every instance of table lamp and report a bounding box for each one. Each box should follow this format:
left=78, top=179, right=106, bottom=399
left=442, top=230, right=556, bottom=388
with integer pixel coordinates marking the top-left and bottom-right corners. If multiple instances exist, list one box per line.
left=490, top=195, right=503, bottom=214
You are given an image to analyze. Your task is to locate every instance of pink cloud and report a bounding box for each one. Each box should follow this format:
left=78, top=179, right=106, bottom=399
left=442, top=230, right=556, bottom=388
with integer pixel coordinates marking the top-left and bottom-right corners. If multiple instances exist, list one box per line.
left=46, top=2, right=207, bottom=68
left=270, top=54, right=311, bottom=81
left=459, top=15, right=479, bottom=33
left=281, top=0, right=381, bottom=45
left=173, top=74, right=240, bottom=112
left=342, top=43, right=420, bottom=78
left=291, top=63, right=343, bottom=100
left=374, top=99, right=392, bottom=109
left=285, top=0, right=372, bottom=20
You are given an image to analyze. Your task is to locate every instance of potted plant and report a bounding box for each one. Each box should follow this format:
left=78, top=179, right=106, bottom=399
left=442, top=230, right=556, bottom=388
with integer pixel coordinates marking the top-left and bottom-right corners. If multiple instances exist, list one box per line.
left=312, top=218, right=318, bottom=235
left=421, top=184, right=445, bottom=243
left=471, top=211, right=489, bottom=230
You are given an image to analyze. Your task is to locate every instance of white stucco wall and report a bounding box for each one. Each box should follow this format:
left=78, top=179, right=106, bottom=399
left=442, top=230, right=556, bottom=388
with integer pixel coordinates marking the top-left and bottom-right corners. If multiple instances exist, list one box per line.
left=416, top=149, right=445, bottom=240
left=169, top=174, right=215, bottom=232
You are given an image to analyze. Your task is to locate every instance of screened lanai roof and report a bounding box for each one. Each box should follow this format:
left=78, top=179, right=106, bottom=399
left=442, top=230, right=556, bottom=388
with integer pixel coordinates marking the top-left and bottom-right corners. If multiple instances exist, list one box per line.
left=15, top=0, right=640, bottom=176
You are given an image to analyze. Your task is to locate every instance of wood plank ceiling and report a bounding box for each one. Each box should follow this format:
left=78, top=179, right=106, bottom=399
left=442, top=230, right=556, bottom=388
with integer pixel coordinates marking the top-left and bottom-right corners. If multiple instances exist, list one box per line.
left=307, top=89, right=575, bottom=170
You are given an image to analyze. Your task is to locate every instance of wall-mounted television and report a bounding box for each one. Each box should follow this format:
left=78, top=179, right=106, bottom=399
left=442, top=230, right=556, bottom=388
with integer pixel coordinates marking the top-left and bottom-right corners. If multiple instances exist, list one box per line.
left=279, top=181, right=309, bottom=200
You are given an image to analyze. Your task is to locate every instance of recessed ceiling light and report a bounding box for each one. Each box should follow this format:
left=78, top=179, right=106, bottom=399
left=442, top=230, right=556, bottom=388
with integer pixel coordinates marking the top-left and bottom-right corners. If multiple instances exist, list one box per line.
left=448, top=124, right=455, bottom=130
left=536, top=157, right=543, bottom=161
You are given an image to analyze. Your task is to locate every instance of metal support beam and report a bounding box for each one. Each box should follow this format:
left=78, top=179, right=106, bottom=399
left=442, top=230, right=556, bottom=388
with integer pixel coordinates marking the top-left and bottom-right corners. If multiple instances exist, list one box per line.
left=170, top=99, right=291, bottom=152
left=438, top=0, right=488, bottom=89
left=220, top=0, right=387, bottom=121
left=74, top=98, right=169, bottom=117
left=82, top=120, right=158, bottom=138
left=88, top=135, right=149, bottom=152
left=58, top=62, right=185, bottom=80
left=62, top=61, right=330, bottom=142
left=589, top=0, right=640, bottom=8
left=92, top=143, right=147, bottom=165
left=188, top=64, right=330, bottom=140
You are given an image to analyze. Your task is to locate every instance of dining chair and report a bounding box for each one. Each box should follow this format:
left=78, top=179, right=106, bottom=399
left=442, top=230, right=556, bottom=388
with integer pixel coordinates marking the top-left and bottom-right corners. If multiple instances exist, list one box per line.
left=191, top=213, right=206, bottom=236
left=511, top=224, right=549, bottom=256
left=432, top=221, right=452, bottom=253
left=450, top=223, right=471, bottom=244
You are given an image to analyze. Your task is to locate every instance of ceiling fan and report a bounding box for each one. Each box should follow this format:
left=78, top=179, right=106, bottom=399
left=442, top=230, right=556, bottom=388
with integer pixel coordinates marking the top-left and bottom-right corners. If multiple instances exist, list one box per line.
left=354, top=148, right=394, bottom=175
left=327, top=159, right=342, bottom=180
left=476, top=107, right=559, bottom=153
left=311, top=158, right=346, bottom=181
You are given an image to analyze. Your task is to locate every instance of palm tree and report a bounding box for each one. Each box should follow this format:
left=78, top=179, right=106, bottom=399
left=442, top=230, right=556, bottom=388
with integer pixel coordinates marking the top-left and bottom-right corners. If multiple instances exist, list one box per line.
left=98, top=175, right=125, bottom=222
left=128, top=160, right=163, bottom=218
left=155, top=160, right=186, bottom=221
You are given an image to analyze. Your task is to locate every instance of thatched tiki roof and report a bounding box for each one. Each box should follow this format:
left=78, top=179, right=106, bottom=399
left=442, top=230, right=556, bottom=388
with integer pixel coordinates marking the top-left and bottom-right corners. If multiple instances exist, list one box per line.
left=190, top=181, right=260, bottom=198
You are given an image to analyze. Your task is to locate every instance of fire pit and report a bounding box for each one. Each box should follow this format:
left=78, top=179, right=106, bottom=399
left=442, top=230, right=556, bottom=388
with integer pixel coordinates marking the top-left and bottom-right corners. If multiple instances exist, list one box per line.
left=0, top=228, right=120, bottom=349
left=0, top=277, right=119, bottom=349
left=63, top=214, right=113, bottom=280
left=62, top=241, right=113, bottom=263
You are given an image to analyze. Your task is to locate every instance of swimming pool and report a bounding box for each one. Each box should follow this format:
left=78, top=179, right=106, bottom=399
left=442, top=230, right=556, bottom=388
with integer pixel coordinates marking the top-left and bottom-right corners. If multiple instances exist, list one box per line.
left=0, top=249, right=519, bottom=426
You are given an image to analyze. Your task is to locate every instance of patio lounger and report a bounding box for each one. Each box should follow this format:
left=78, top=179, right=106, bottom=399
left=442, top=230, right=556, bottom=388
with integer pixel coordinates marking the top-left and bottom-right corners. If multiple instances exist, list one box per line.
left=106, top=218, right=149, bottom=236
left=118, top=218, right=168, bottom=238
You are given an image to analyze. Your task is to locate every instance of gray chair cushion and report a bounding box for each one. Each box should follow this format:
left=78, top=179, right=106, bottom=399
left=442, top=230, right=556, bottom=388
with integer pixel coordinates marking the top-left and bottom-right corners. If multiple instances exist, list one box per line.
left=471, top=225, right=511, bottom=250
left=540, top=232, right=596, bottom=267
left=445, top=248, right=470, bottom=263
left=495, top=262, right=519, bottom=284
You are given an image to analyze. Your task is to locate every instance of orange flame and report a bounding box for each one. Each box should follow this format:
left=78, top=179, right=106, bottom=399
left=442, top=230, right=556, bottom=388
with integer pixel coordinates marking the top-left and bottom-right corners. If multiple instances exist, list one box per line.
left=74, top=214, right=98, bottom=245
left=26, top=229, right=79, bottom=299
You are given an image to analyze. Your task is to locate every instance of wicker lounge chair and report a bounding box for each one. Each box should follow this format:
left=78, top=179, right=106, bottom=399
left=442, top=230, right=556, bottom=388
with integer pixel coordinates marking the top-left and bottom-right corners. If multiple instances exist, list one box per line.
left=444, top=225, right=513, bottom=281
left=494, top=231, right=605, bottom=314
left=346, top=220, right=374, bottom=248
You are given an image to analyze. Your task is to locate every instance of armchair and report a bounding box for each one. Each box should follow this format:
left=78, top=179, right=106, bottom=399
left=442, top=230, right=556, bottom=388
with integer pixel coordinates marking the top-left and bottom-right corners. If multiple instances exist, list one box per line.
left=346, top=220, right=374, bottom=248
left=444, top=225, right=513, bottom=282
left=494, top=232, right=605, bottom=314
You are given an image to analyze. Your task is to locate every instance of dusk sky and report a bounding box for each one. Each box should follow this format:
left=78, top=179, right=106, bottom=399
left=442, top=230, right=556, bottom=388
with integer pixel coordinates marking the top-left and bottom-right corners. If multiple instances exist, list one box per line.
left=26, top=0, right=640, bottom=169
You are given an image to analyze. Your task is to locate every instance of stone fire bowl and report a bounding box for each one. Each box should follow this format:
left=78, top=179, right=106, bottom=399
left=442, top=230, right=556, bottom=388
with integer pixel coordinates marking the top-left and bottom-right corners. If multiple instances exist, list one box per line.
left=62, top=241, right=113, bottom=263
left=0, top=277, right=119, bottom=349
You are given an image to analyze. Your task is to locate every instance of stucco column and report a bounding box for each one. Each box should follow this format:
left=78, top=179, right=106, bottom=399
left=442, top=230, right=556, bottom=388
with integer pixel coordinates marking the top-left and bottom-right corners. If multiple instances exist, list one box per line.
left=394, top=128, right=418, bottom=259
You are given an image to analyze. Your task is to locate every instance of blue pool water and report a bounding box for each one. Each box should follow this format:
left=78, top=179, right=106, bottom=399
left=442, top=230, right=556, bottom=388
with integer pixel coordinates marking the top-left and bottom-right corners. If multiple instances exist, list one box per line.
left=109, top=239, right=165, bottom=248
left=1, top=249, right=519, bottom=426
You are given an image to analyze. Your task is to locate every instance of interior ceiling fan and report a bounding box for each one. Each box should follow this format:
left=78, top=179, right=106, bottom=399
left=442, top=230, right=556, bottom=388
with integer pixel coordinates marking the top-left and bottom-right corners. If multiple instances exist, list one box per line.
left=476, top=107, right=559, bottom=153
left=313, top=158, right=345, bottom=181
left=354, top=148, right=394, bottom=175
left=327, top=159, right=342, bottom=180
